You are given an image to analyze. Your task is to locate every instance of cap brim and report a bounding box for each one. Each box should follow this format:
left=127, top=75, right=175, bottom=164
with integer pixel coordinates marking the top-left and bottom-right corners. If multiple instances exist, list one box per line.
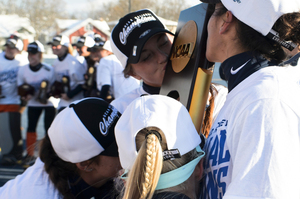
left=100, top=139, right=119, bottom=157
left=47, top=40, right=60, bottom=46
left=127, top=28, right=174, bottom=64
left=200, top=0, right=221, bottom=3
left=27, top=48, right=39, bottom=54
left=4, top=43, right=17, bottom=49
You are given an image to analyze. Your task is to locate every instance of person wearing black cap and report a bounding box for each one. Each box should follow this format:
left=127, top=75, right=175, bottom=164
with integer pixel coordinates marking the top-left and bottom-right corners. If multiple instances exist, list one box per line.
left=72, top=35, right=96, bottom=71
left=0, top=34, right=28, bottom=166
left=110, top=9, right=228, bottom=137
left=87, top=34, right=108, bottom=63
left=0, top=98, right=122, bottom=199
left=196, top=0, right=300, bottom=198
left=47, top=35, right=86, bottom=112
left=17, top=41, right=56, bottom=166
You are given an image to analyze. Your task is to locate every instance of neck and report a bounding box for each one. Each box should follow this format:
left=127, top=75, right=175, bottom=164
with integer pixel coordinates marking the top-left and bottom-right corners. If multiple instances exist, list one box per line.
left=58, top=51, right=68, bottom=61
left=4, top=55, right=14, bottom=60
left=142, top=82, right=160, bottom=94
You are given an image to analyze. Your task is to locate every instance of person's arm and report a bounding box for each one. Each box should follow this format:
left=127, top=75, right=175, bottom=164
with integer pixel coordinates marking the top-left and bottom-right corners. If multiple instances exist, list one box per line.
left=223, top=99, right=297, bottom=198
left=99, top=84, right=110, bottom=99
left=96, top=58, right=112, bottom=95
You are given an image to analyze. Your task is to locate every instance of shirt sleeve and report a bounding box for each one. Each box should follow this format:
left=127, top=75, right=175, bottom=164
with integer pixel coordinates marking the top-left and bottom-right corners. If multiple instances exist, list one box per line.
left=97, top=58, right=112, bottom=91
left=17, top=65, right=25, bottom=86
left=224, top=98, right=299, bottom=199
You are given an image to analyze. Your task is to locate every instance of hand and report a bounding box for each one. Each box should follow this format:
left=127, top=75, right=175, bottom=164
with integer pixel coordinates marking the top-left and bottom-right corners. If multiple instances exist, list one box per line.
left=61, top=93, right=70, bottom=100
left=22, top=94, right=33, bottom=101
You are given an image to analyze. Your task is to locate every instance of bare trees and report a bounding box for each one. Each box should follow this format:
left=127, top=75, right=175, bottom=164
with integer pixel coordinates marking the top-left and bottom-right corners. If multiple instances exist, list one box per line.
left=0, top=0, right=67, bottom=39
left=85, top=0, right=190, bottom=22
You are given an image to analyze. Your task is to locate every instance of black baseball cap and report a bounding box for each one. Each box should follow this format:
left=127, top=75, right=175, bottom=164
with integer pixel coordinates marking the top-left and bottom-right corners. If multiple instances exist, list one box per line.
left=47, top=35, right=70, bottom=47
left=27, top=41, right=45, bottom=54
left=4, top=34, right=23, bottom=51
left=72, top=36, right=95, bottom=48
left=87, top=36, right=105, bottom=52
left=48, top=98, right=121, bottom=163
left=110, top=9, right=174, bottom=68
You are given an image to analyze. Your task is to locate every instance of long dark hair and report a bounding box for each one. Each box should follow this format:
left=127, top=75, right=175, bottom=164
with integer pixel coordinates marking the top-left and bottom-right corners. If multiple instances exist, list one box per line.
left=273, top=12, right=300, bottom=46
left=213, top=3, right=298, bottom=63
left=39, top=135, right=100, bottom=199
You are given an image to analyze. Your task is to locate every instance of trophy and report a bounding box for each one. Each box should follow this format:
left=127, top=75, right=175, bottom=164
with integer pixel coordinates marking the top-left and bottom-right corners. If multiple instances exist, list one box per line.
left=50, top=81, right=63, bottom=97
left=61, top=76, right=70, bottom=94
left=18, top=83, right=35, bottom=98
left=0, top=85, right=5, bottom=99
left=160, top=3, right=215, bottom=134
left=83, top=66, right=96, bottom=90
left=36, top=80, right=48, bottom=104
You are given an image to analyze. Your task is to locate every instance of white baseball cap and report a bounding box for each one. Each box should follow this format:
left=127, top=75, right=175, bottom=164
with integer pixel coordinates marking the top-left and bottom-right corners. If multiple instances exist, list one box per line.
left=201, top=0, right=300, bottom=36
left=114, top=95, right=202, bottom=170
left=48, top=98, right=121, bottom=163
left=4, top=34, right=23, bottom=51
left=73, top=35, right=95, bottom=48
left=27, top=40, right=45, bottom=53
left=47, top=35, right=70, bottom=47
left=103, top=40, right=112, bottom=52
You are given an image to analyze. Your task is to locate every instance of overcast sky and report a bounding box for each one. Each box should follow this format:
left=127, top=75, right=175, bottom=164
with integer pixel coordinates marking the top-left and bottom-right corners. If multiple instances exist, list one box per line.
left=64, top=0, right=201, bottom=14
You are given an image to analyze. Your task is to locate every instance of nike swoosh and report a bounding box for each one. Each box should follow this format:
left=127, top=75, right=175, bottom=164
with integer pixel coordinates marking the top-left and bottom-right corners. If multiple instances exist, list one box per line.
left=230, top=59, right=251, bottom=75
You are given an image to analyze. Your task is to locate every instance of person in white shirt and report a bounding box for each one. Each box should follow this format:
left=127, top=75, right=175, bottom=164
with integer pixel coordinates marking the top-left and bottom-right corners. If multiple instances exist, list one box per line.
left=197, top=0, right=300, bottom=198
left=110, top=9, right=228, bottom=137
left=0, top=34, right=28, bottom=166
left=47, top=35, right=85, bottom=112
left=72, top=35, right=95, bottom=71
left=96, top=40, right=140, bottom=101
left=17, top=41, right=56, bottom=165
left=0, top=98, right=122, bottom=199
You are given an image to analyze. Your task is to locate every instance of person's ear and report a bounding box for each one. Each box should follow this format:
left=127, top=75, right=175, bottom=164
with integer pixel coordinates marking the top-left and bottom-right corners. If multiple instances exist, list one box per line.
left=219, top=11, right=234, bottom=34
left=76, top=160, right=93, bottom=172
left=195, top=158, right=204, bottom=181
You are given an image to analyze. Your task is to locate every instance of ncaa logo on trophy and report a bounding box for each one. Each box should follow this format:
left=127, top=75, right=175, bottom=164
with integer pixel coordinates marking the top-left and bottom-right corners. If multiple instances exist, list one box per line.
left=160, top=3, right=215, bottom=133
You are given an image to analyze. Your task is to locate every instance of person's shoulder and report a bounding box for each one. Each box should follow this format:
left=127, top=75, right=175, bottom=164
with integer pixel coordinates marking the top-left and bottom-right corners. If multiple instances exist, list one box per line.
left=110, top=86, right=143, bottom=113
left=41, top=63, right=54, bottom=72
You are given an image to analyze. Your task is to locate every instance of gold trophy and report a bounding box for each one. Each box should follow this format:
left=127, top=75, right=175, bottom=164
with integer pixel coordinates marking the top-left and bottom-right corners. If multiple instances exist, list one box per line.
left=61, top=76, right=70, bottom=94
left=83, top=66, right=96, bottom=90
left=18, top=83, right=35, bottom=98
left=37, top=80, right=48, bottom=104
left=160, top=3, right=214, bottom=134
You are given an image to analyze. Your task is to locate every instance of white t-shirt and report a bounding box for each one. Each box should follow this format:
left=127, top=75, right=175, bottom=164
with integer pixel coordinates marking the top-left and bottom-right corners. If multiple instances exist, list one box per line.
left=201, top=65, right=300, bottom=199
left=76, top=55, right=88, bottom=72
left=110, top=86, right=147, bottom=114
left=17, top=63, right=55, bottom=107
left=111, top=83, right=228, bottom=121
left=0, top=52, right=28, bottom=105
left=0, top=158, right=61, bottom=199
left=97, top=54, right=140, bottom=99
left=52, top=54, right=85, bottom=109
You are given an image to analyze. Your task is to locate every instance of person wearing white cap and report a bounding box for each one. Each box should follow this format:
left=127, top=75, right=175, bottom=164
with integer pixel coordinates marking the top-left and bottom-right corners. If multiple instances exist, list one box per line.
left=17, top=41, right=56, bottom=166
left=0, top=34, right=28, bottom=166
left=72, top=35, right=96, bottom=71
left=47, top=35, right=86, bottom=112
left=115, top=95, right=205, bottom=199
left=0, top=98, right=122, bottom=199
left=110, top=9, right=228, bottom=138
left=96, top=40, right=140, bottom=101
left=196, top=0, right=300, bottom=198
